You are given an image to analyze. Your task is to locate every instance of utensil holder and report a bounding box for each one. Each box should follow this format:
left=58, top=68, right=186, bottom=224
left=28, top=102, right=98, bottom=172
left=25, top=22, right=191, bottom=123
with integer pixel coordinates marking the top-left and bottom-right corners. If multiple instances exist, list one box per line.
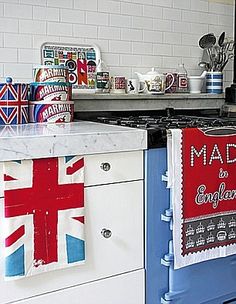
left=206, top=72, right=223, bottom=94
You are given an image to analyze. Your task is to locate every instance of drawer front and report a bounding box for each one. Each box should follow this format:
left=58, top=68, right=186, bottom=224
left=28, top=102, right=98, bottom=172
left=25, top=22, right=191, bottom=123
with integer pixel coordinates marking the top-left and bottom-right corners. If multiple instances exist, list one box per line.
left=16, top=269, right=145, bottom=304
left=0, top=181, right=143, bottom=303
left=84, top=150, right=143, bottom=186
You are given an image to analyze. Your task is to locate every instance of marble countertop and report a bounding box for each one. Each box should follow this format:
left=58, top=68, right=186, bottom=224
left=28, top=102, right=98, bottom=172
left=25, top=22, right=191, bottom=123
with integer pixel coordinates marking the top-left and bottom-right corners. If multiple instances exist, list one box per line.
left=0, top=121, right=147, bottom=161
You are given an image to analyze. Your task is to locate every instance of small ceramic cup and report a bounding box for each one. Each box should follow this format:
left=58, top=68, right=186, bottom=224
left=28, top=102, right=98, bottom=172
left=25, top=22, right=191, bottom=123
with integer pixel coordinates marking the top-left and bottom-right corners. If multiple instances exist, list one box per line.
left=206, top=72, right=223, bottom=94
left=110, top=76, right=126, bottom=94
left=126, top=78, right=138, bottom=94
left=188, top=76, right=204, bottom=94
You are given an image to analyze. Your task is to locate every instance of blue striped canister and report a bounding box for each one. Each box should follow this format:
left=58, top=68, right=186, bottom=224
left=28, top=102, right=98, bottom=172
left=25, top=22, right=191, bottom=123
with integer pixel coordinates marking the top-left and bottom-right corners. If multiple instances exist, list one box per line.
left=206, top=72, right=223, bottom=94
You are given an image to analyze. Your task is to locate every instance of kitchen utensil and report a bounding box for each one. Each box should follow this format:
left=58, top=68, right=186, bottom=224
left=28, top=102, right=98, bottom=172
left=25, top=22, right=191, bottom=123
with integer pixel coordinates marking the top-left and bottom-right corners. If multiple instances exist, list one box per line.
left=199, top=33, right=216, bottom=49
left=206, top=71, right=223, bottom=94
left=218, top=32, right=225, bottom=47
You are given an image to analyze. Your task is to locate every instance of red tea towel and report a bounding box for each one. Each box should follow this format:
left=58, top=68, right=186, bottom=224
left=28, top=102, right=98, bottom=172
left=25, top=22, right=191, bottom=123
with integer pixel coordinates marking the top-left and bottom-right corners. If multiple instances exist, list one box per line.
left=168, top=127, right=236, bottom=269
left=3, top=156, right=85, bottom=279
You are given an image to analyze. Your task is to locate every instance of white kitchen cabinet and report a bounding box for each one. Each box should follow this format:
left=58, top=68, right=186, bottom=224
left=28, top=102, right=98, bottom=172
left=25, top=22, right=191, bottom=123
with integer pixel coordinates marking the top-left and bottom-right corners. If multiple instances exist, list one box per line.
left=17, top=270, right=145, bottom=304
left=0, top=151, right=144, bottom=304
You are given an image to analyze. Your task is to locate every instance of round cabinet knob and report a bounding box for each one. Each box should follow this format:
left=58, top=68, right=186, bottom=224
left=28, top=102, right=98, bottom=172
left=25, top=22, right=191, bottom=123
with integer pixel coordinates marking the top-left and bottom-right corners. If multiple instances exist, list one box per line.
left=100, top=162, right=111, bottom=171
left=101, top=228, right=112, bottom=239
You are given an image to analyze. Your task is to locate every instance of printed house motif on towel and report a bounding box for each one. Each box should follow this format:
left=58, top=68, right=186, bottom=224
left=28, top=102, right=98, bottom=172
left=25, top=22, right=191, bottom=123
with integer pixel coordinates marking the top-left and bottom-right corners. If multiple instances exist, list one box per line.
left=170, top=127, right=236, bottom=269
left=3, top=156, right=85, bottom=279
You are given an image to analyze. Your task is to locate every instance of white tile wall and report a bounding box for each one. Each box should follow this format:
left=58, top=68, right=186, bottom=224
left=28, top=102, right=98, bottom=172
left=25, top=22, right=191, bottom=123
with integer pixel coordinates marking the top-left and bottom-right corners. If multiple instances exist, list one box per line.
left=0, top=0, right=233, bottom=87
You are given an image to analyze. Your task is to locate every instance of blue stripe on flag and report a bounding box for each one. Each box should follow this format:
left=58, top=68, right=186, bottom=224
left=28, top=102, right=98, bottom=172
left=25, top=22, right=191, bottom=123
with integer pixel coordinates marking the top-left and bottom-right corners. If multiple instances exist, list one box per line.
left=5, top=245, right=25, bottom=277
left=66, top=234, right=85, bottom=263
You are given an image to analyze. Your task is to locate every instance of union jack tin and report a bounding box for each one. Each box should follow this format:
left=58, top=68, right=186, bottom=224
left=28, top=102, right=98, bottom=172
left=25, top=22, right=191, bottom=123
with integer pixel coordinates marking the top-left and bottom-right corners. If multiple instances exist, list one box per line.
left=30, top=82, right=72, bottom=102
left=29, top=101, right=74, bottom=123
left=0, top=77, right=29, bottom=125
left=33, top=65, right=69, bottom=83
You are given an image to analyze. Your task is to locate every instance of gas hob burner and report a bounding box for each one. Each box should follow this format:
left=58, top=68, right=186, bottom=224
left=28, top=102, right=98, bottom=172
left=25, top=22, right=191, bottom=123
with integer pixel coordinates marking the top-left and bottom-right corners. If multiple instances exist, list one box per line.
left=96, top=115, right=236, bottom=148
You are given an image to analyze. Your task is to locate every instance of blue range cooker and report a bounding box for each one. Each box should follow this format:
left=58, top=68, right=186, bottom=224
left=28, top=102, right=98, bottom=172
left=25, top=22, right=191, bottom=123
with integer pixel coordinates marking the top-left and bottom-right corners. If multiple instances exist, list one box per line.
left=96, top=113, right=236, bottom=304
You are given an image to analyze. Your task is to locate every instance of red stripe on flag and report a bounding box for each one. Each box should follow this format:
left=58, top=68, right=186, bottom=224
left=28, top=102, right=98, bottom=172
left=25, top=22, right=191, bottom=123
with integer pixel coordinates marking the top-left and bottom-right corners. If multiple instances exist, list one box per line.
left=66, top=158, right=84, bottom=175
left=73, top=216, right=84, bottom=224
left=5, top=225, right=25, bottom=247
left=4, top=174, right=17, bottom=181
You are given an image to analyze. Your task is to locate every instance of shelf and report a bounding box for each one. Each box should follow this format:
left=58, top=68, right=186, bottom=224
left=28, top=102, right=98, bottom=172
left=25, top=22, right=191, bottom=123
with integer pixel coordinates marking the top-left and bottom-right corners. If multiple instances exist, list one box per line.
left=73, top=93, right=225, bottom=112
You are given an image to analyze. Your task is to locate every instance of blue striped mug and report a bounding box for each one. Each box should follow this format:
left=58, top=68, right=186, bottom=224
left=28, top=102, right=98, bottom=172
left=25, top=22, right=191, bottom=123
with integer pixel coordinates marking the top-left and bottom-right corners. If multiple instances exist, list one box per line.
left=206, top=72, right=223, bottom=94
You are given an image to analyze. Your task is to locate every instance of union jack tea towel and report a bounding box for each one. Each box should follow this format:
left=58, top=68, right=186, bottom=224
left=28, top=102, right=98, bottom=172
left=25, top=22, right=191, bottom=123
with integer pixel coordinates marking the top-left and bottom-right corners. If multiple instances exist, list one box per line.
left=3, top=156, right=85, bottom=279
left=0, top=82, right=29, bottom=125
left=168, top=127, right=236, bottom=269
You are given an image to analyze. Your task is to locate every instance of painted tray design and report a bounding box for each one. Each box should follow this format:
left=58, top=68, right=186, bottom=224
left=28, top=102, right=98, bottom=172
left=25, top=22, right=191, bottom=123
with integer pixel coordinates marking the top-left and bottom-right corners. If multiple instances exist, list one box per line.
left=41, top=42, right=101, bottom=93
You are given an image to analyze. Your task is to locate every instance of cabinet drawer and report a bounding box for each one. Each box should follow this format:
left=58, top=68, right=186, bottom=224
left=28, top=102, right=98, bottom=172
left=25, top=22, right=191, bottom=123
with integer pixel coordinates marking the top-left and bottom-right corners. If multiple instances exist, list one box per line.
left=16, top=269, right=145, bottom=304
left=0, top=181, right=143, bottom=303
left=84, top=150, right=143, bottom=186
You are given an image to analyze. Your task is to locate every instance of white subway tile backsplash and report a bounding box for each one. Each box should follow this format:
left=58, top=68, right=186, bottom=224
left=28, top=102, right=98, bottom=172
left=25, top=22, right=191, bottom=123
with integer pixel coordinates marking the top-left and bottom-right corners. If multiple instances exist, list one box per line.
left=172, top=21, right=191, bottom=33
left=4, top=3, right=32, bottom=19
left=98, top=0, right=121, bottom=14
left=4, top=63, right=33, bottom=80
left=120, top=2, right=142, bottom=16
left=141, top=54, right=162, bottom=67
left=0, top=47, right=17, bottom=62
left=163, top=8, right=181, bottom=21
left=120, top=54, right=142, bottom=66
left=4, top=33, right=32, bottom=48
left=190, top=0, right=208, bottom=12
left=32, top=34, right=60, bottom=48
left=109, top=40, right=132, bottom=53
left=163, top=32, right=181, bottom=45
left=19, top=19, right=46, bottom=35
left=73, top=24, right=97, bottom=39
left=0, top=18, right=18, bottom=33
left=60, top=9, right=84, bottom=24
left=47, top=0, right=73, bottom=9
left=33, top=6, right=59, bottom=21
left=153, top=19, right=171, bottom=32
left=86, top=11, right=109, bottom=26
left=153, top=43, right=172, bottom=56
left=173, top=45, right=191, bottom=57
left=190, top=23, right=208, bottom=35
left=47, top=22, right=73, bottom=36
left=74, top=0, right=98, bottom=11
left=132, top=41, right=153, bottom=55
left=98, top=26, right=120, bottom=39
left=0, top=3, right=3, bottom=16
left=85, top=38, right=109, bottom=52
left=102, top=53, right=120, bottom=66
left=18, top=48, right=39, bottom=64
left=152, top=0, right=172, bottom=8
left=182, top=33, right=201, bottom=46
left=143, top=30, right=162, bottom=43
left=132, top=16, right=153, bottom=30
left=0, top=0, right=233, bottom=84
left=209, top=2, right=233, bottom=16
left=121, top=28, right=142, bottom=41
left=19, top=0, right=46, bottom=5
left=173, top=0, right=190, bottom=10
left=143, top=5, right=162, bottom=18
left=110, top=14, right=132, bottom=28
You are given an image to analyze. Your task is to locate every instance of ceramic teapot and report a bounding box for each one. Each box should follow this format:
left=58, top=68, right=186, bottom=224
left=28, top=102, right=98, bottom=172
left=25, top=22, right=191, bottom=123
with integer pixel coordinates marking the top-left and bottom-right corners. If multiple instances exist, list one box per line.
left=135, top=68, right=174, bottom=94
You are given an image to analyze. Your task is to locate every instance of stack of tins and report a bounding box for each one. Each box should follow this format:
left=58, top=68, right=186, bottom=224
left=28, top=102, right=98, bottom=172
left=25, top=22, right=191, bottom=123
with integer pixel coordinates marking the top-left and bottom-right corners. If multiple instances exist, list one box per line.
left=29, top=65, right=74, bottom=123
left=0, top=77, right=29, bottom=125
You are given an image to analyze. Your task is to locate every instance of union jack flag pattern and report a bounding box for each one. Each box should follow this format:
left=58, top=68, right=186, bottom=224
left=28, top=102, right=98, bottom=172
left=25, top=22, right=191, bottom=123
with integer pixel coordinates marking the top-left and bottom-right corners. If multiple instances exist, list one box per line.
left=3, top=156, right=85, bottom=279
left=0, top=82, right=29, bottom=125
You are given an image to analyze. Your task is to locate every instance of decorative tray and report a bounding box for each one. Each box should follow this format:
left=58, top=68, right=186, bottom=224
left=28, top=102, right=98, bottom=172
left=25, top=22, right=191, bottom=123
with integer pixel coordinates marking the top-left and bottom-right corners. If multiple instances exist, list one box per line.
left=41, top=42, right=101, bottom=93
